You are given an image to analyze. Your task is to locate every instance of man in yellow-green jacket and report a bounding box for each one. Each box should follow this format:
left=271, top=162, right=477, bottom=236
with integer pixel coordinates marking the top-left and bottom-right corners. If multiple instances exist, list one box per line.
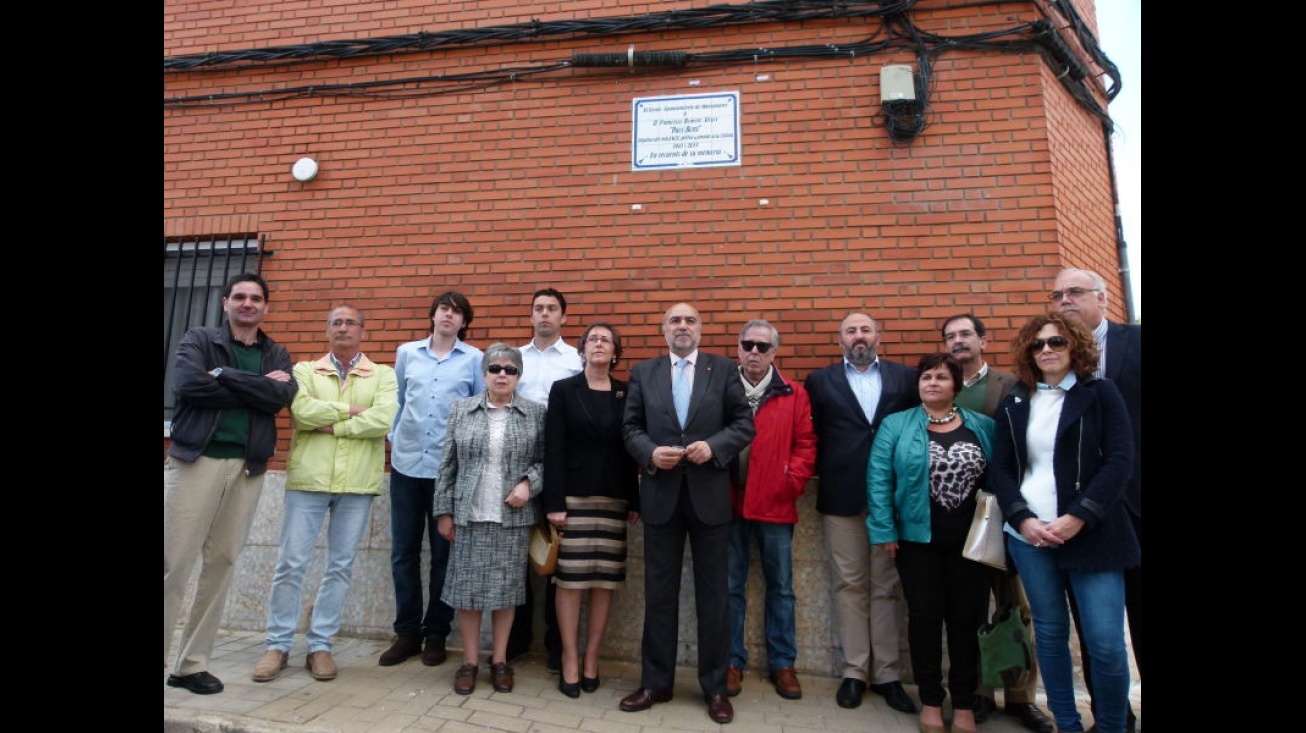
left=251, top=305, right=399, bottom=684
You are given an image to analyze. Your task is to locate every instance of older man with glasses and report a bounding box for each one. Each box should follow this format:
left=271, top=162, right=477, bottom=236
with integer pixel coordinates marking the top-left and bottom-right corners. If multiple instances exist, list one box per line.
left=1050, top=268, right=1142, bottom=733
left=725, top=320, right=816, bottom=701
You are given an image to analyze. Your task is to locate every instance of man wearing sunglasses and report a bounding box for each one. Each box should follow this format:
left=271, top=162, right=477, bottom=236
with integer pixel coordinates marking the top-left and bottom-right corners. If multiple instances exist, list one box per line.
left=382, top=291, right=485, bottom=669
left=619, top=302, right=755, bottom=724
left=804, top=312, right=920, bottom=714
left=724, top=320, right=816, bottom=701
left=1051, top=269, right=1142, bottom=733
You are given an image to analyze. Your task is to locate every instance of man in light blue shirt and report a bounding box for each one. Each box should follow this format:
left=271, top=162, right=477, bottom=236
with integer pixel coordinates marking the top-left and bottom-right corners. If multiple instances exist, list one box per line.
left=380, top=291, right=485, bottom=669
left=509, top=287, right=583, bottom=669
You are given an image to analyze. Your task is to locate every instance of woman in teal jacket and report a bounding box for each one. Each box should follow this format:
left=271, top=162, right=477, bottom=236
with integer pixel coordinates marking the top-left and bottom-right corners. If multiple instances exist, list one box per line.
left=866, top=352, right=995, bottom=733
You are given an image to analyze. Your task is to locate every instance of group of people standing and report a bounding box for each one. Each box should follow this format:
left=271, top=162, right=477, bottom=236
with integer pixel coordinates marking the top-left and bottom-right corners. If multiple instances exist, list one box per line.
left=164, top=269, right=1139, bottom=733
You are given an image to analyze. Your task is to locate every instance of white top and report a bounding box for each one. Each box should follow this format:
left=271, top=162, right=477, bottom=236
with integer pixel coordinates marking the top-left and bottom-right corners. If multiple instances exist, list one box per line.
left=518, top=339, right=582, bottom=407
left=1006, top=387, right=1066, bottom=543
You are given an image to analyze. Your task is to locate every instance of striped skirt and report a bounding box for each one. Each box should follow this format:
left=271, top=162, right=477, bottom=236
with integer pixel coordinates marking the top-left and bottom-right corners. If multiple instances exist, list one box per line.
left=553, top=495, right=629, bottom=590
left=442, top=521, right=530, bottom=610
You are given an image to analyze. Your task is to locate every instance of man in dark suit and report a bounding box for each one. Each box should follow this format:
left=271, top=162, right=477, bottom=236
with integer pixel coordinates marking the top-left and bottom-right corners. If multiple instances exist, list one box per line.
left=1052, top=268, right=1141, bottom=733
left=619, top=302, right=755, bottom=725
left=944, top=313, right=1054, bottom=733
left=805, top=312, right=920, bottom=714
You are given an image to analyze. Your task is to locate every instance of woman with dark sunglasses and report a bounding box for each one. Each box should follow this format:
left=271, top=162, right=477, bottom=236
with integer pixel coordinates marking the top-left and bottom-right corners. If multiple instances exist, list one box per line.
left=990, top=313, right=1137, bottom=733
left=434, top=343, right=547, bottom=696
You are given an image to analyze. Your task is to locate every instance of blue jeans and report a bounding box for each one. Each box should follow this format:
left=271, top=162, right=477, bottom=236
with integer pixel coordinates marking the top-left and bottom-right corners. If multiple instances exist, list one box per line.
left=1007, top=536, right=1130, bottom=733
left=727, top=518, right=797, bottom=671
left=265, top=491, right=374, bottom=653
left=389, top=470, right=454, bottom=640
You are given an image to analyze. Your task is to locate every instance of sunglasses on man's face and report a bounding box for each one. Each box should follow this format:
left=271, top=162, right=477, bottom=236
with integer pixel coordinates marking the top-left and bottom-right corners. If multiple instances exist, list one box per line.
left=1029, top=337, right=1070, bottom=353
left=739, top=340, right=773, bottom=353
left=487, top=364, right=520, bottom=375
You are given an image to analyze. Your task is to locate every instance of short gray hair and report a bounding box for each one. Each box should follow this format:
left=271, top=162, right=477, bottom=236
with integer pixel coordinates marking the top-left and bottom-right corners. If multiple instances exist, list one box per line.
left=481, top=343, right=524, bottom=373
left=738, top=319, right=780, bottom=346
left=1058, top=267, right=1108, bottom=294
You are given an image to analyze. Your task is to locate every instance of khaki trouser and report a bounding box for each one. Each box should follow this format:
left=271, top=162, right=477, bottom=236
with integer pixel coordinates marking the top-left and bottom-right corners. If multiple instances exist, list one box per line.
left=164, top=456, right=266, bottom=675
left=822, top=512, right=909, bottom=685
left=978, top=568, right=1039, bottom=704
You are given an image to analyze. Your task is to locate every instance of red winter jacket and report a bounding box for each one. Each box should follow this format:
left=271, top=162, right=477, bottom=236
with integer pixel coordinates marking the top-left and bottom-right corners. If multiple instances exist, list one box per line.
left=730, top=367, right=818, bottom=524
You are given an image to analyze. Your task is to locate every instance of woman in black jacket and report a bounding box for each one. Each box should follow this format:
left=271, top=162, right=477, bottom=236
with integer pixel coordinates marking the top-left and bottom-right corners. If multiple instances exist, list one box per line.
left=542, top=322, right=640, bottom=698
left=990, top=312, right=1138, bottom=733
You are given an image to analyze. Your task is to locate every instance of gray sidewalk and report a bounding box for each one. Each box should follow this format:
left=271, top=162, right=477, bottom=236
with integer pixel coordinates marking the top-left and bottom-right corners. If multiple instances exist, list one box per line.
left=165, top=629, right=1140, bottom=733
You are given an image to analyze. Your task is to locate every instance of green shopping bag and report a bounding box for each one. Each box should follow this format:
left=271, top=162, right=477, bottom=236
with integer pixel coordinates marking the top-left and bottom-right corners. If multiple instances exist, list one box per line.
left=977, top=604, right=1033, bottom=688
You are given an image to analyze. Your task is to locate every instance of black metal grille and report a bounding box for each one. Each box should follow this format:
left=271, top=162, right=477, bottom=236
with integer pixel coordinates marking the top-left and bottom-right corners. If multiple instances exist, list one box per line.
left=163, top=233, right=265, bottom=427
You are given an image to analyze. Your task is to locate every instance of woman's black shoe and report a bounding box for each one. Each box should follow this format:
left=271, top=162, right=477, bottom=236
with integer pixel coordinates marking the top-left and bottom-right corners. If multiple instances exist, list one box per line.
left=558, top=678, right=581, bottom=698
left=580, top=675, right=600, bottom=693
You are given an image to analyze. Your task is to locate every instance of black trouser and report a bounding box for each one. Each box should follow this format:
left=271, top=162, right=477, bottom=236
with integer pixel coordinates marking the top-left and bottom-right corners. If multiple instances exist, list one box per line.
left=508, top=568, right=560, bottom=661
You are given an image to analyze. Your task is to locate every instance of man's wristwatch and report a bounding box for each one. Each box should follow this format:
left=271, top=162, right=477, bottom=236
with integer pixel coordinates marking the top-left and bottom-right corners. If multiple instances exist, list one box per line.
left=211, top=367, right=223, bottom=378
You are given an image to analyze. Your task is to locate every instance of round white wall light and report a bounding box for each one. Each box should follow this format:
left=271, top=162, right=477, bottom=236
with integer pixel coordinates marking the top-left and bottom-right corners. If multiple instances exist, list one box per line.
left=292, top=157, right=319, bottom=182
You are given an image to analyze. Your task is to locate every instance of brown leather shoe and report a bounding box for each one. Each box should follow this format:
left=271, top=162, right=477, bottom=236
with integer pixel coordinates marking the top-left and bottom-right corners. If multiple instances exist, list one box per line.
left=251, top=650, right=288, bottom=682
left=619, top=687, right=674, bottom=712
left=305, top=651, right=338, bottom=681
left=378, top=634, right=422, bottom=666
left=769, top=666, right=802, bottom=699
left=421, top=636, right=447, bottom=666
left=453, top=663, right=478, bottom=695
left=706, top=693, right=734, bottom=724
left=726, top=664, right=743, bottom=696
left=490, top=661, right=514, bottom=693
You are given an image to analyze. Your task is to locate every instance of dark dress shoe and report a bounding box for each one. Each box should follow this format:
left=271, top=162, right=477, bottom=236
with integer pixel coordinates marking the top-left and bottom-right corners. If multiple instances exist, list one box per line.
left=580, top=675, right=600, bottom=693
left=378, top=634, right=422, bottom=666
left=619, top=687, right=673, bottom=712
left=836, top=678, right=867, bottom=708
left=705, top=693, right=734, bottom=724
left=558, top=678, right=581, bottom=698
left=166, top=671, right=224, bottom=695
left=453, top=663, right=478, bottom=695
left=869, top=681, right=918, bottom=713
left=974, top=695, right=996, bottom=723
left=1005, top=702, right=1055, bottom=733
left=490, top=661, right=514, bottom=692
left=421, top=636, right=447, bottom=666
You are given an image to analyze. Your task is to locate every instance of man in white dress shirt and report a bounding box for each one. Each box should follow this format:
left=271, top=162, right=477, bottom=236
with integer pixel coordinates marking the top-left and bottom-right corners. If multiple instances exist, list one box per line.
left=508, top=287, right=583, bottom=669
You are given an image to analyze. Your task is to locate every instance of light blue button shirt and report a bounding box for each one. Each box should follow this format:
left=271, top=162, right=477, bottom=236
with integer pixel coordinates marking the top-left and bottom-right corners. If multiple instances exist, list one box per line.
left=844, top=357, right=882, bottom=425
left=389, top=338, right=485, bottom=478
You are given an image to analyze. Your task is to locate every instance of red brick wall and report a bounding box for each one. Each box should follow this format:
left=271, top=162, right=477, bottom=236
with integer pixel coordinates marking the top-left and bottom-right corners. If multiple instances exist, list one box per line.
left=165, top=1, right=1122, bottom=467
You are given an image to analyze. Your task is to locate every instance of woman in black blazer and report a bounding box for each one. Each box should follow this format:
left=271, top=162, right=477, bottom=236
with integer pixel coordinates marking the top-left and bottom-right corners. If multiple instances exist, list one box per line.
left=542, top=322, right=640, bottom=698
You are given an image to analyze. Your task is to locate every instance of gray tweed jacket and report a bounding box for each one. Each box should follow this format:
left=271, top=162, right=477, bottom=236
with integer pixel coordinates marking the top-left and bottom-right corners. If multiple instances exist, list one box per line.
left=433, top=392, right=547, bottom=528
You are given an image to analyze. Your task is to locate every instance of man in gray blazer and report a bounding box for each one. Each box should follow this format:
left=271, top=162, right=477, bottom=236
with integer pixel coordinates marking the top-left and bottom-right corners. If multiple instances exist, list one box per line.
left=943, top=313, right=1054, bottom=733
left=619, top=302, right=755, bottom=725
left=805, top=312, right=919, bottom=714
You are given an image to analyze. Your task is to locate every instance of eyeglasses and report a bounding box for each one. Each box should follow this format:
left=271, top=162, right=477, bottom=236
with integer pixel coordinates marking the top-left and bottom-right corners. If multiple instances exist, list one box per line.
left=1048, top=287, right=1100, bottom=301
left=486, top=364, right=520, bottom=375
left=329, top=319, right=363, bottom=328
left=1029, top=337, right=1070, bottom=352
left=739, top=340, right=774, bottom=353
left=585, top=335, right=613, bottom=344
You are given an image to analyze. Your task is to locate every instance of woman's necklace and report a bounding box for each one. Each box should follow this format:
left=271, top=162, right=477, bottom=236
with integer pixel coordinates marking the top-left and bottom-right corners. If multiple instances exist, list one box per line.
left=925, top=405, right=958, bottom=424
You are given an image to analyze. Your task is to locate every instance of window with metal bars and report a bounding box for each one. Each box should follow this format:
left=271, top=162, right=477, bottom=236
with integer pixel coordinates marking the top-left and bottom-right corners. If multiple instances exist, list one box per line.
left=163, top=234, right=266, bottom=431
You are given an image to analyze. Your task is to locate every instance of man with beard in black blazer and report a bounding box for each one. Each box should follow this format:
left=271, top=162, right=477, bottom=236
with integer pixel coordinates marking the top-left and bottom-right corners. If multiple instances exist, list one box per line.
left=805, top=312, right=920, bottom=714
left=619, top=302, right=755, bottom=725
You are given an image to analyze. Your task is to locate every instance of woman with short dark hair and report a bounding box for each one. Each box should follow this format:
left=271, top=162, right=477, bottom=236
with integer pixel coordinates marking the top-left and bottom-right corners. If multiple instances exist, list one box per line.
left=867, top=352, right=995, bottom=733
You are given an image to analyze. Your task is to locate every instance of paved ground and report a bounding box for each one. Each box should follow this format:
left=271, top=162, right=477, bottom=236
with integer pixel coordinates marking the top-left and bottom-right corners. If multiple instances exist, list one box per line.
left=165, top=629, right=1140, bottom=733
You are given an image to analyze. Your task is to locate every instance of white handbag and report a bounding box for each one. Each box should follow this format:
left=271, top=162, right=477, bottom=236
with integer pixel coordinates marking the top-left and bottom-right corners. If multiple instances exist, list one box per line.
left=962, top=490, right=1007, bottom=570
